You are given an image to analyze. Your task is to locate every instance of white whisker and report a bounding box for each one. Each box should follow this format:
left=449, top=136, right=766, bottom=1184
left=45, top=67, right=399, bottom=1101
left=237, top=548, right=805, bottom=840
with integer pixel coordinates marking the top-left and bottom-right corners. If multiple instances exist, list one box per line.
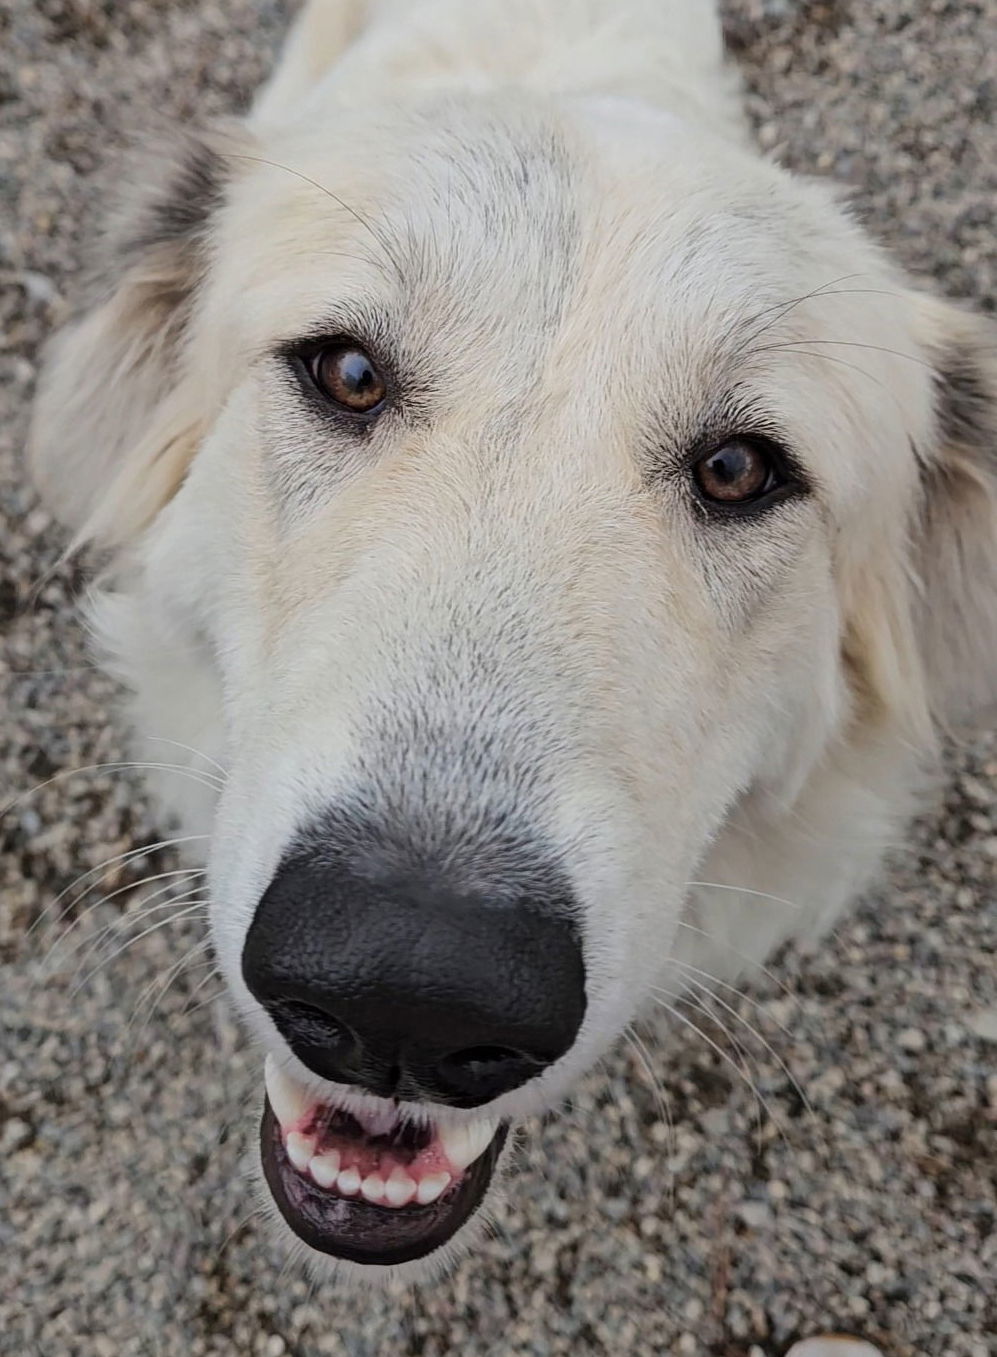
left=624, top=1023, right=678, bottom=1194
left=62, top=887, right=210, bottom=988
left=674, top=919, right=798, bottom=1001
left=2, top=760, right=222, bottom=820
left=649, top=988, right=788, bottom=1142
left=667, top=957, right=798, bottom=1041
left=30, top=834, right=209, bottom=939
left=142, top=735, right=229, bottom=782
left=71, top=901, right=209, bottom=997
left=179, top=962, right=224, bottom=1018
left=657, top=973, right=817, bottom=1128
left=45, top=868, right=208, bottom=973
left=686, top=880, right=804, bottom=911
left=128, top=935, right=216, bottom=1034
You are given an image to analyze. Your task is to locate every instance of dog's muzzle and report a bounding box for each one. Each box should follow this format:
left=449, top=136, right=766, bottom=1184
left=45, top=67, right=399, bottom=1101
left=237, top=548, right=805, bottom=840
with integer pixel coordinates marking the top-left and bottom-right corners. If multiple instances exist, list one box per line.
left=242, top=811, right=586, bottom=1263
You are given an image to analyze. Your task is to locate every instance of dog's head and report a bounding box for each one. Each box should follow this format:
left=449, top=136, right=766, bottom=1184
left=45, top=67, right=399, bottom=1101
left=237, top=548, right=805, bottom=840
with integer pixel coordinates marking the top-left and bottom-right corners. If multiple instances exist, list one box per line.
left=30, top=94, right=997, bottom=1277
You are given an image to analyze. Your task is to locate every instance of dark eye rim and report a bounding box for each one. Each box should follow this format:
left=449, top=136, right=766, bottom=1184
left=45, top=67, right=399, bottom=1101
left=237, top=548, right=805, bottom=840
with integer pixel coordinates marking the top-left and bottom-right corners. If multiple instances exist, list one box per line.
left=688, top=433, right=808, bottom=518
left=283, top=333, right=393, bottom=426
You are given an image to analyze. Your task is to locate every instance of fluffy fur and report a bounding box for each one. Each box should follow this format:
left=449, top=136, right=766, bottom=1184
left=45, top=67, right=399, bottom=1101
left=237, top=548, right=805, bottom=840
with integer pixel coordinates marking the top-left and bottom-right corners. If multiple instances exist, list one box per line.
left=29, top=0, right=997, bottom=1279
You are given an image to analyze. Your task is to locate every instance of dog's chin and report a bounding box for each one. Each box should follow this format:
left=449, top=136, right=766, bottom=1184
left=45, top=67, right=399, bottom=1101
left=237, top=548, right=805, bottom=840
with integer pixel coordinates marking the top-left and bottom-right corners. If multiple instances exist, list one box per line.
left=258, top=1057, right=509, bottom=1276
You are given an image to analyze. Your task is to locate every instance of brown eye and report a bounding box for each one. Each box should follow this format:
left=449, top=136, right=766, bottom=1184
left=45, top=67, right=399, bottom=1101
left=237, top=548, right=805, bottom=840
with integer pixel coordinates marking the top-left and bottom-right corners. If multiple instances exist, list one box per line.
left=692, top=438, right=787, bottom=508
left=309, top=343, right=387, bottom=415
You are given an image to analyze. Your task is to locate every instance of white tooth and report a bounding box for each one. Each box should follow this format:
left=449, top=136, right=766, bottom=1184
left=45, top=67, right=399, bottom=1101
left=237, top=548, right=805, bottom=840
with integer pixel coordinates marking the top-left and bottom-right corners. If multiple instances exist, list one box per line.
left=264, top=1056, right=310, bottom=1128
left=384, top=1168, right=417, bottom=1207
left=360, top=1174, right=386, bottom=1204
left=438, top=1118, right=496, bottom=1172
left=415, top=1172, right=452, bottom=1205
left=309, top=1151, right=341, bottom=1188
left=337, top=1167, right=362, bottom=1196
left=285, top=1132, right=315, bottom=1172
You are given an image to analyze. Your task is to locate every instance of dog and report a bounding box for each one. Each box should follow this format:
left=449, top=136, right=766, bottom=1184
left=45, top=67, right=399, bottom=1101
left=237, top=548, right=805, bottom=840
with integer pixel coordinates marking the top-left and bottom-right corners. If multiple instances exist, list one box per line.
left=28, top=0, right=997, bottom=1281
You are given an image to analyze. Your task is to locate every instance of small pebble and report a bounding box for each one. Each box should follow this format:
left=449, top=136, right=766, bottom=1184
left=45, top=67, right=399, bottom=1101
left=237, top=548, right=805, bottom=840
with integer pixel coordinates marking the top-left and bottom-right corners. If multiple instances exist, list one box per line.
left=786, top=1341, right=884, bottom=1357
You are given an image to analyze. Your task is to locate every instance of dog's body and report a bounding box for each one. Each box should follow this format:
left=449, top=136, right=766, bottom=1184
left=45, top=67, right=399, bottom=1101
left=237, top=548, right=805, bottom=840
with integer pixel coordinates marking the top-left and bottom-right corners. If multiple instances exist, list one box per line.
left=29, top=0, right=997, bottom=1278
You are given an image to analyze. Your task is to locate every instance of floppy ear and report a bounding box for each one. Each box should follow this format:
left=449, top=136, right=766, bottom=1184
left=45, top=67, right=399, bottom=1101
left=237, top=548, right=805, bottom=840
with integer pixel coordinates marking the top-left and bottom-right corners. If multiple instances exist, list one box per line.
left=28, top=124, right=245, bottom=549
left=913, top=295, right=997, bottom=725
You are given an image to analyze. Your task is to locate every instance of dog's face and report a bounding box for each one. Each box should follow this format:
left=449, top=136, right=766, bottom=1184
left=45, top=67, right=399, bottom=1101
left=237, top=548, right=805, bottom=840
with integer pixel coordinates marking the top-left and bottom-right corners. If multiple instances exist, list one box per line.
left=30, top=94, right=997, bottom=1278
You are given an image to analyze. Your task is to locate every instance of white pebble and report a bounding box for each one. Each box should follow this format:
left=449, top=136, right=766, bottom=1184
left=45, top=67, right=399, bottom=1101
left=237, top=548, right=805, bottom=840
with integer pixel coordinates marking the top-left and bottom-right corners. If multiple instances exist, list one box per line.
left=786, top=1340, right=884, bottom=1357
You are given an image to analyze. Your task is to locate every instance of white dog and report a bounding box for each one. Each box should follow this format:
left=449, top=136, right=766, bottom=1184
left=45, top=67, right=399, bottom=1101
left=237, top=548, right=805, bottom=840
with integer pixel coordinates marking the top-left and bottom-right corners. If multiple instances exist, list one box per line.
left=29, top=0, right=996, bottom=1280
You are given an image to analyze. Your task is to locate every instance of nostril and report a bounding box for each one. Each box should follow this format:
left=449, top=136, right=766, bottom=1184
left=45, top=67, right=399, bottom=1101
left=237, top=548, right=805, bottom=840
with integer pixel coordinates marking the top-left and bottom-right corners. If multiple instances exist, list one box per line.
left=436, top=1044, right=547, bottom=1100
left=267, top=1000, right=359, bottom=1062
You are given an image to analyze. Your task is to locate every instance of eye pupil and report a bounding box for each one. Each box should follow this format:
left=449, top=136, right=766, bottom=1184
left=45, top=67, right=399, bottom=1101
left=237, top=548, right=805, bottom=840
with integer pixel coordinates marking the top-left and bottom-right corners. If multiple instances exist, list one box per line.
left=694, top=439, right=776, bottom=506
left=310, top=343, right=387, bottom=414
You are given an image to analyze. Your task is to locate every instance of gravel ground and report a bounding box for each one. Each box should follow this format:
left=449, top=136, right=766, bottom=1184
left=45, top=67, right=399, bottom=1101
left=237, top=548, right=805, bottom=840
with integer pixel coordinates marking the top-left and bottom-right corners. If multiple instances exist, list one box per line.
left=2, top=2, right=995, bottom=1355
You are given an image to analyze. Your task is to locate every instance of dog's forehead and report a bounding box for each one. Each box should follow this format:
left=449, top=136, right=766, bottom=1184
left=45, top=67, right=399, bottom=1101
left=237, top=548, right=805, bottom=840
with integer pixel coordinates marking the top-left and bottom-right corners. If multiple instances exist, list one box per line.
left=214, top=102, right=576, bottom=342
left=220, top=98, right=835, bottom=347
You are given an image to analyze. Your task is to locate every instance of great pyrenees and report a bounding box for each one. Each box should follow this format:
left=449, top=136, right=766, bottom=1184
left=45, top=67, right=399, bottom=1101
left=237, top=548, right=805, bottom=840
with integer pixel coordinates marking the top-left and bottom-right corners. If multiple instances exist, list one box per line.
left=29, top=0, right=996, bottom=1280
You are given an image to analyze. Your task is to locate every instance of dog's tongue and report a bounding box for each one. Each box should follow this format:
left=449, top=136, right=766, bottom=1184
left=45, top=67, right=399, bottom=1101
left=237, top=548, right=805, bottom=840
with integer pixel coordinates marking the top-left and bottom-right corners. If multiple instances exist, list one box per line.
left=260, top=1058, right=507, bottom=1262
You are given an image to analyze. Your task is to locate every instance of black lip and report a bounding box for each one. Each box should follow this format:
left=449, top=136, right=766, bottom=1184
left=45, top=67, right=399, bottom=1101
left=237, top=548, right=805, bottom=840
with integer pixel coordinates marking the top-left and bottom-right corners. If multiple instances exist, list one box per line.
left=260, top=1099, right=508, bottom=1266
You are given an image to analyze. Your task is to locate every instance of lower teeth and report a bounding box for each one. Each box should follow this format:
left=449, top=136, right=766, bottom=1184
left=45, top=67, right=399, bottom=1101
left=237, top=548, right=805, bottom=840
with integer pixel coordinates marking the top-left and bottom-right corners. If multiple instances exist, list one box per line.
left=289, top=1142, right=453, bottom=1207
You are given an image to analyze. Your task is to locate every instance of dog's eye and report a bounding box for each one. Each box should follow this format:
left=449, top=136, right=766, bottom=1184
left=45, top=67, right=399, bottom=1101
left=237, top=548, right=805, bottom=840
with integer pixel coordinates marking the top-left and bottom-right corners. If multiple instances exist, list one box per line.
left=307, top=343, right=387, bottom=415
left=692, top=438, right=792, bottom=510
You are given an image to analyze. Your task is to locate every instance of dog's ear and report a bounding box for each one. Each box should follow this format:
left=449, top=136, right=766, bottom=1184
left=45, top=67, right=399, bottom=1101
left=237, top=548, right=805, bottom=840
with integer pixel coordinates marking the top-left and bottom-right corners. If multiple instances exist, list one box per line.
left=912, top=295, right=997, bottom=725
left=28, top=124, right=246, bottom=549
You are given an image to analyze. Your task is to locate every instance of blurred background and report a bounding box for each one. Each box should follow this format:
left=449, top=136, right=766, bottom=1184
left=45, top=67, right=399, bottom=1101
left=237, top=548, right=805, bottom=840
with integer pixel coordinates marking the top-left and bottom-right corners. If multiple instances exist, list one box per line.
left=1, top=2, right=994, bottom=1354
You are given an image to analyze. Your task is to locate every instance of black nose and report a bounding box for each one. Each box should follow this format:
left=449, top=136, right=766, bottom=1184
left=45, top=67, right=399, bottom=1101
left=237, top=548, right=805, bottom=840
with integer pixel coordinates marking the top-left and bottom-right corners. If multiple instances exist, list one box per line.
left=241, top=827, right=586, bottom=1108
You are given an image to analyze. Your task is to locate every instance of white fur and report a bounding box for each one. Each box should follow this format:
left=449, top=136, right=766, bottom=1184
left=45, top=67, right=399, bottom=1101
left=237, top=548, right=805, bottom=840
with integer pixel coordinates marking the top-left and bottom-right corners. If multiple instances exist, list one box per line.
left=29, top=0, right=997, bottom=1280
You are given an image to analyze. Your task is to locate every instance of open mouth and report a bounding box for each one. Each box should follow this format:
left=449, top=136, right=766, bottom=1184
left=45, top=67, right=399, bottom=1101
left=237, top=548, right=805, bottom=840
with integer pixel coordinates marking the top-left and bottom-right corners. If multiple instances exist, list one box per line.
left=260, top=1057, right=508, bottom=1265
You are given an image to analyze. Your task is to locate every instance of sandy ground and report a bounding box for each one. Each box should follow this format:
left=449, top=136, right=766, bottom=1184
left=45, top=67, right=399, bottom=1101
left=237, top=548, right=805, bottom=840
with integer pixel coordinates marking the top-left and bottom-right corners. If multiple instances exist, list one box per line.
left=1, top=2, right=995, bottom=1354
